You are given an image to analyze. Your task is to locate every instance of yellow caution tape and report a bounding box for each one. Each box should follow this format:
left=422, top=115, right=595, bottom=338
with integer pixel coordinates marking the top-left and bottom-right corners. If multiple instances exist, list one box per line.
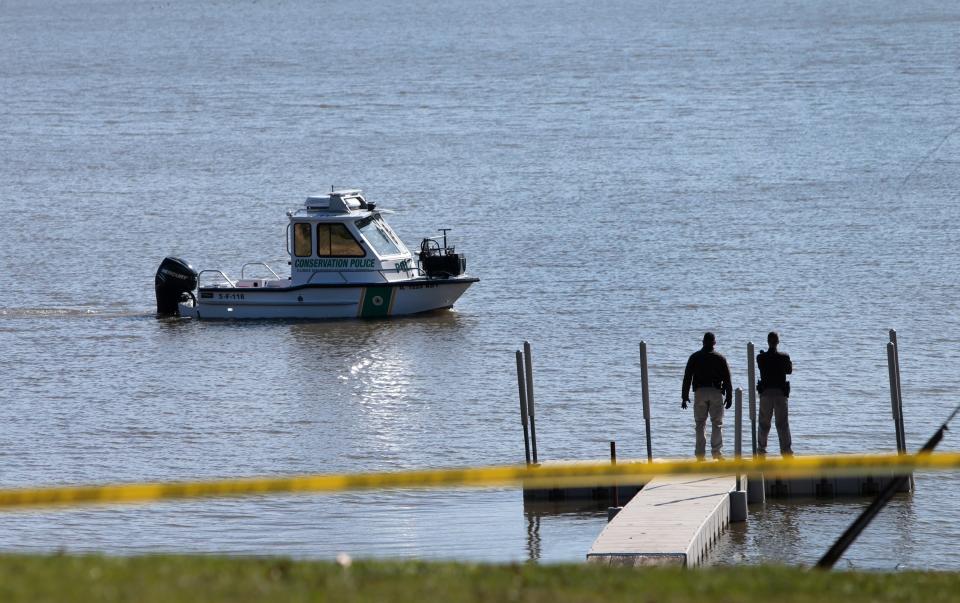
left=1, top=451, right=958, bottom=510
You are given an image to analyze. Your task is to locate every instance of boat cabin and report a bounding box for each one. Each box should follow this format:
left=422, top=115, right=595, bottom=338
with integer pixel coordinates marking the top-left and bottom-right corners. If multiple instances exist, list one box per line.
left=285, top=190, right=416, bottom=286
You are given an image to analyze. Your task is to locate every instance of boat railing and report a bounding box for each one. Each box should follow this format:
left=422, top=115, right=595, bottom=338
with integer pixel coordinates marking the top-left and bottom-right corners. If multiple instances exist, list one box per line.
left=241, top=261, right=283, bottom=280
left=197, top=269, right=236, bottom=289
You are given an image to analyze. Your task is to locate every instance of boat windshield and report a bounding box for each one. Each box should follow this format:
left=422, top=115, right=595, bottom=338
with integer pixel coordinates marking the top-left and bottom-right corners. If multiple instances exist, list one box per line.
left=356, top=216, right=404, bottom=257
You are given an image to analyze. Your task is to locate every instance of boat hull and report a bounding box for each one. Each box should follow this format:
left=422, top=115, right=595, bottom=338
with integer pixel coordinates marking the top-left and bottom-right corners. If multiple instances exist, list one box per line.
left=178, top=277, right=478, bottom=320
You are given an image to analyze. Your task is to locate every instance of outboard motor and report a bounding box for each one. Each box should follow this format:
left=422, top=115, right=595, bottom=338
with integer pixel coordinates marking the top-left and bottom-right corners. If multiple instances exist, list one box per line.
left=155, top=256, right=198, bottom=316
left=418, top=229, right=467, bottom=278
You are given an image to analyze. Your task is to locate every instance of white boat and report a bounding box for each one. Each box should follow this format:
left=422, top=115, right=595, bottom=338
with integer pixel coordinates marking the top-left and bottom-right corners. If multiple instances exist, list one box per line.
left=155, top=190, right=478, bottom=319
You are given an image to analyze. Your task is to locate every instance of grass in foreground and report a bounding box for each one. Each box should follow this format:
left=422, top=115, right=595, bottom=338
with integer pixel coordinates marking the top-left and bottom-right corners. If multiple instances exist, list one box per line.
left=0, top=555, right=957, bottom=603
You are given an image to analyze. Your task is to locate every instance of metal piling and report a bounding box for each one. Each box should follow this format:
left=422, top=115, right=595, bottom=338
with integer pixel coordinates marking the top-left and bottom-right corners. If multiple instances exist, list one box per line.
left=730, top=387, right=748, bottom=522
left=886, top=342, right=904, bottom=455
left=889, top=329, right=907, bottom=454
left=639, top=341, right=653, bottom=462
left=735, top=387, right=743, bottom=491
left=746, top=342, right=764, bottom=504
left=523, top=341, right=539, bottom=465
left=515, top=350, right=531, bottom=465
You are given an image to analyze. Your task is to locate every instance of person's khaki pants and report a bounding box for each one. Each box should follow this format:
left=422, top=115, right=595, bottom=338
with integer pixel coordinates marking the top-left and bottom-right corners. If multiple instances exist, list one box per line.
left=758, top=389, right=793, bottom=455
left=694, top=387, right=724, bottom=459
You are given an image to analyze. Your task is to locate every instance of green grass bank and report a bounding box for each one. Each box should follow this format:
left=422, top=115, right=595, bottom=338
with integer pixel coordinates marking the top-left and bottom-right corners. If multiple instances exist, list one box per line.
left=1, top=555, right=957, bottom=603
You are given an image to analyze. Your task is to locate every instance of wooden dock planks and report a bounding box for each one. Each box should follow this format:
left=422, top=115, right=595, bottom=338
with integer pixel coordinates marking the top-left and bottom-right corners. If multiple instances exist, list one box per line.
left=587, top=474, right=737, bottom=567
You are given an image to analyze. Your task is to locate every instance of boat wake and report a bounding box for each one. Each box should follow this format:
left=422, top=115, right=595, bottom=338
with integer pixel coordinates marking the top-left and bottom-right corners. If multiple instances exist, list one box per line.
left=0, top=307, right=154, bottom=320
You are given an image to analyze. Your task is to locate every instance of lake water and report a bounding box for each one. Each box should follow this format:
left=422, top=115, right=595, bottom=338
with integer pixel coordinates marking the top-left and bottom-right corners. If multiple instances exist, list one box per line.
left=2, top=0, right=960, bottom=568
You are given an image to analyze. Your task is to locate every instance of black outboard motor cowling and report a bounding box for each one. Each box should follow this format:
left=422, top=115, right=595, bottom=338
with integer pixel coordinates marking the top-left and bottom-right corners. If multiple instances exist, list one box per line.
left=155, top=256, right=198, bottom=315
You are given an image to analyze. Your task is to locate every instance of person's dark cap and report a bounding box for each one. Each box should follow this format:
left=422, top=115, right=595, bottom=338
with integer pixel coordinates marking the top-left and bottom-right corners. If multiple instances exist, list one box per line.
left=703, top=332, right=716, bottom=346
left=768, top=331, right=779, bottom=345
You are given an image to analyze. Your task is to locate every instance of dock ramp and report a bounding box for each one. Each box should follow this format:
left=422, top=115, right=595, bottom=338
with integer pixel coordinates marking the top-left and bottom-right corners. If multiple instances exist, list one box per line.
left=587, top=474, right=737, bottom=567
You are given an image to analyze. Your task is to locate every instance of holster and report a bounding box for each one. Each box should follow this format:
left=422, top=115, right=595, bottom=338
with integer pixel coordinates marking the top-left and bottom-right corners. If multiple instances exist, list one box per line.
left=757, top=381, right=790, bottom=397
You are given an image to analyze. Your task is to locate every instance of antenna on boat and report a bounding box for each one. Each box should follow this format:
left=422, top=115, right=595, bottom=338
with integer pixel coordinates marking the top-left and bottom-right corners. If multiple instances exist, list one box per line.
left=439, top=228, right=451, bottom=250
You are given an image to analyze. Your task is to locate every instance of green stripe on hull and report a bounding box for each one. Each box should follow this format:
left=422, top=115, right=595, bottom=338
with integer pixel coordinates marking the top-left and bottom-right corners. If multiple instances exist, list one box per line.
left=359, top=286, right=394, bottom=318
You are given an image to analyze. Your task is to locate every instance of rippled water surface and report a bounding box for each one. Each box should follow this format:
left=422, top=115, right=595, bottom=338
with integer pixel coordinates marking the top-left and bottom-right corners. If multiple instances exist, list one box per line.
left=2, top=0, right=960, bottom=568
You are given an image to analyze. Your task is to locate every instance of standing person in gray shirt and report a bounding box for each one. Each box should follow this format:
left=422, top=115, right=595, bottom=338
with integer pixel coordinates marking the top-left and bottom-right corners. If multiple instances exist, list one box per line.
left=756, top=331, right=793, bottom=457
left=682, top=332, right=733, bottom=461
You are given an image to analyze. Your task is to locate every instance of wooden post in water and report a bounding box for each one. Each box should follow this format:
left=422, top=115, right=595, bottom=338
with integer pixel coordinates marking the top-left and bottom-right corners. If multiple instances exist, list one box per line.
left=889, top=329, right=907, bottom=454
left=516, top=350, right=531, bottom=465
left=735, top=388, right=743, bottom=491
left=639, top=341, right=653, bottom=462
left=886, top=342, right=904, bottom=454
left=523, top=341, right=539, bottom=464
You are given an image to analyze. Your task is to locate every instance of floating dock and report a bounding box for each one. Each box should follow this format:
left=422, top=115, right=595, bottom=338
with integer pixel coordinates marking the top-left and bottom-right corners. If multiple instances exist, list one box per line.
left=512, top=333, right=916, bottom=567
left=761, top=473, right=910, bottom=498
left=586, top=474, right=737, bottom=567
left=523, top=466, right=910, bottom=503
left=521, top=461, right=648, bottom=503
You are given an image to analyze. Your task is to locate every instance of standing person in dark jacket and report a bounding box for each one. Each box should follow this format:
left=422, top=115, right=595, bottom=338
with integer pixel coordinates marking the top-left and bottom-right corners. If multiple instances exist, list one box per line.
left=682, top=332, right=733, bottom=460
left=756, top=331, right=793, bottom=457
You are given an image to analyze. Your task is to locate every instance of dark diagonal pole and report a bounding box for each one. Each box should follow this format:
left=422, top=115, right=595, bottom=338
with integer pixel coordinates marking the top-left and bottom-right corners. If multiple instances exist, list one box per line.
left=816, top=403, right=960, bottom=569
